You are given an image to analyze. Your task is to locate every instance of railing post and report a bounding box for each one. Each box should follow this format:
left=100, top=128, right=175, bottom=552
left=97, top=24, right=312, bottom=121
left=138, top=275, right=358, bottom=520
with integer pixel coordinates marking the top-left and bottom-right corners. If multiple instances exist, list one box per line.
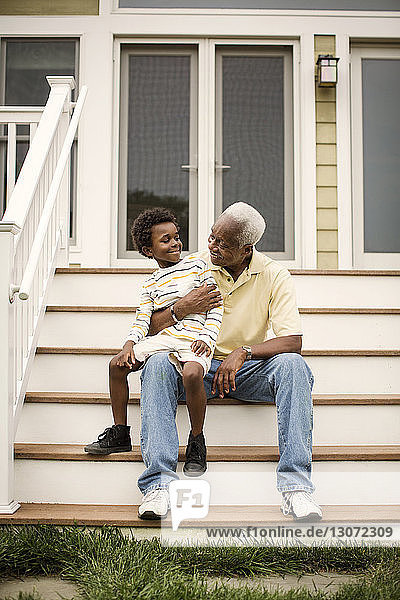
left=0, top=224, right=21, bottom=514
left=46, top=76, right=75, bottom=268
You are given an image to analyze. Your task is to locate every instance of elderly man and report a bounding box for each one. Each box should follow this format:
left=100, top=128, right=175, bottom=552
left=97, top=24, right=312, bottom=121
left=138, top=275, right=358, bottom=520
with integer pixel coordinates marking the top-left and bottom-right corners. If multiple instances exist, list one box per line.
left=122, top=202, right=321, bottom=522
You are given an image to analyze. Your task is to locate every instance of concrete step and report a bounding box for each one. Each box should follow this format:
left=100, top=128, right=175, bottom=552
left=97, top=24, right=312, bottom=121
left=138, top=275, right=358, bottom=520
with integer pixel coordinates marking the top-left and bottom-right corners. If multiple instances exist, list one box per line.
left=1, top=503, right=399, bottom=526
left=49, top=268, right=400, bottom=308
left=27, top=350, right=400, bottom=394
left=14, top=444, right=400, bottom=506
left=15, top=398, right=400, bottom=446
left=39, top=307, right=400, bottom=350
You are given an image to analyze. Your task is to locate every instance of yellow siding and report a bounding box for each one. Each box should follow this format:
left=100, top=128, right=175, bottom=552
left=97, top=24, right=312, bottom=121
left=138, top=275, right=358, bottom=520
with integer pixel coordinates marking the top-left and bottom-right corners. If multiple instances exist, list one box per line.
left=0, top=0, right=99, bottom=15
left=317, top=187, right=337, bottom=208
left=315, top=35, right=338, bottom=269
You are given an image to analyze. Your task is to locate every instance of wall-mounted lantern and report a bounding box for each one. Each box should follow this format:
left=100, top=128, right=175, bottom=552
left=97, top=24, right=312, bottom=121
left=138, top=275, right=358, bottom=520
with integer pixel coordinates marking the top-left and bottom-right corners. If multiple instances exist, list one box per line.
left=316, top=54, right=340, bottom=87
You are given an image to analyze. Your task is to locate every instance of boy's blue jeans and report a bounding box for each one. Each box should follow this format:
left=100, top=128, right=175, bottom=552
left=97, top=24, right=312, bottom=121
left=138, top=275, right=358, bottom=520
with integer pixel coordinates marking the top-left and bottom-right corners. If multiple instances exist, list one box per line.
left=138, top=352, right=315, bottom=495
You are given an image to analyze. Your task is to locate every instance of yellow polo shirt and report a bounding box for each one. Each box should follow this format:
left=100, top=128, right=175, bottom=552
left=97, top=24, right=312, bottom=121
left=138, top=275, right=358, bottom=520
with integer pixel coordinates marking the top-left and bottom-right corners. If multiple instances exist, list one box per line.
left=197, top=249, right=302, bottom=360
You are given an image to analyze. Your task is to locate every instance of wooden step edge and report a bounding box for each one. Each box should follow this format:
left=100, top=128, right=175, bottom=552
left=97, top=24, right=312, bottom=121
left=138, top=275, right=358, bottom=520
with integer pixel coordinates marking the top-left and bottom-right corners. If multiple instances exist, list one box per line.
left=24, top=392, right=400, bottom=405
left=46, top=305, right=139, bottom=312
left=56, top=268, right=155, bottom=274
left=45, top=305, right=400, bottom=314
left=1, top=503, right=399, bottom=526
left=14, top=444, right=400, bottom=462
left=290, top=270, right=400, bottom=276
left=55, top=267, right=400, bottom=276
left=35, top=347, right=400, bottom=357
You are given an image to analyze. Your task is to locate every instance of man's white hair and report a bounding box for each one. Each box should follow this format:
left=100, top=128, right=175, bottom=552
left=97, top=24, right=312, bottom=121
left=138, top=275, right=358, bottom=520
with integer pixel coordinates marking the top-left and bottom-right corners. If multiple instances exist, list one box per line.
left=220, top=202, right=266, bottom=247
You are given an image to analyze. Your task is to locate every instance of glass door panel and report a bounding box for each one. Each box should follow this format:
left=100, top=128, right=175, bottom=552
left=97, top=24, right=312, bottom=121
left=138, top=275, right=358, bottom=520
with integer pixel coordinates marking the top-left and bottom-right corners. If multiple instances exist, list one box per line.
left=362, top=59, right=400, bottom=253
left=118, top=46, right=197, bottom=258
left=351, top=47, right=400, bottom=268
left=215, top=47, right=293, bottom=259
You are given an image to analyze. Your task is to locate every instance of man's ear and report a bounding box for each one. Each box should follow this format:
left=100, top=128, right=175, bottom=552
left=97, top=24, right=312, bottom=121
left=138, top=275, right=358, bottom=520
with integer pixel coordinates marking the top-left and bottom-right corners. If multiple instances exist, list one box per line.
left=243, top=244, right=253, bottom=256
left=142, top=246, right=153, bottom=258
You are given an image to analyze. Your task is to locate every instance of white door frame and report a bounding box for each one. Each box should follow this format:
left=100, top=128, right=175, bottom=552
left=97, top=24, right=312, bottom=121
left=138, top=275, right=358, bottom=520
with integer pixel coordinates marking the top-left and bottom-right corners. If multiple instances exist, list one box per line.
left=111, top=35, right=310, bottom=268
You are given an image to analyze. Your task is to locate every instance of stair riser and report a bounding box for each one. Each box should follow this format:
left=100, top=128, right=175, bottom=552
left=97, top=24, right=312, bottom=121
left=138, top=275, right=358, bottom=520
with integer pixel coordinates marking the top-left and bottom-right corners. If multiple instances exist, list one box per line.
left=38, top=311, right=400, bottom=351
left=27, top=354, right=400, bottom=394
left=49, top=273, right=400, bottom=308
left=15, top=460, right=400, bottom=505
left=16, top=404, right=400, bottom=446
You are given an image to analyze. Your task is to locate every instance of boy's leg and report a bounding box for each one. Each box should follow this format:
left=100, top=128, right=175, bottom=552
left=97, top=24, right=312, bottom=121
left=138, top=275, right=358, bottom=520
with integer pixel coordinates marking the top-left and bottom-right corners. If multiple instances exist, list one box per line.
left=83, top=354, right=140, bottom=455
left=182, top=361, right=207, bottom=437
left=109, top=355, right=141, bottom=425
left=182, top=361, right=208, bottom=476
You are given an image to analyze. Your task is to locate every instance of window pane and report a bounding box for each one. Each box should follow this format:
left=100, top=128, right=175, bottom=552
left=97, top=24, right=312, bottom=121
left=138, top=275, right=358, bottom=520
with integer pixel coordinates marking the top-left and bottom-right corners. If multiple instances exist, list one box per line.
left=126, top=55, right=191, bottom=251
left=221, top=55, right=285, bottom=253
left=1, top=39, right=77, bottom=234
left=5, top=40, right=76, bottom=105
left=362, top=59, right=400, bottom=253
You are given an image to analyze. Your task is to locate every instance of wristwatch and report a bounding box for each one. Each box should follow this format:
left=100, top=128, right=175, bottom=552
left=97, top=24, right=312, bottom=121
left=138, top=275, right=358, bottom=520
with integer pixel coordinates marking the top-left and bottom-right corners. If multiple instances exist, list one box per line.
left=170, top=304, right=179, bottom=324
left=241, top=345, right=252, bottom=360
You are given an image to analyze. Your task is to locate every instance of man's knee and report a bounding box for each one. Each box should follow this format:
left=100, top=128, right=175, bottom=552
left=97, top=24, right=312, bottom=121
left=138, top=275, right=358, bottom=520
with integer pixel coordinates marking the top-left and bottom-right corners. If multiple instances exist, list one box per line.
left=274, top=353, right=314, bottom=385
left=141, top=353, right=177, bottom=379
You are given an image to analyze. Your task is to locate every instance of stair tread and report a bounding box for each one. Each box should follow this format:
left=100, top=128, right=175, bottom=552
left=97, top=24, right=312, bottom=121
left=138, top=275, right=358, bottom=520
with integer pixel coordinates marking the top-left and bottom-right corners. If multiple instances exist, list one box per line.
left=14, top=443, right=400, bottom=461
left=0, top=503, right=399, bottom=526
left=45, top=305, right=400, bottom=314
left=56, top=267, right=400, bottom=276
left=35, top=347, right=400, bottom=356
left=24, top=392, right=400, bottom=405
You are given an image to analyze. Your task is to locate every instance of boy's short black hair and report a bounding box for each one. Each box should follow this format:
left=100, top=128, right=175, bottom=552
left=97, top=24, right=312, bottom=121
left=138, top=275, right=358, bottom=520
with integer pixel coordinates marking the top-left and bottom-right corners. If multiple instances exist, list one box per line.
left=131, top=208, right=179, bottom=257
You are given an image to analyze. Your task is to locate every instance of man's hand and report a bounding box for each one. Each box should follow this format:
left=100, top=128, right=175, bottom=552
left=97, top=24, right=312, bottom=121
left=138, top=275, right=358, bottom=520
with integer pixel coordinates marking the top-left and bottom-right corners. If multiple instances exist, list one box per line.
left=191, top=340, right=211, bottom=356
left=212, top=347, right=247, bottom=398
left=174, top=283, right=222, bottom=320
left=149, top=283, right=223, bottom=336
left=115, top=341, right=136, bottom=368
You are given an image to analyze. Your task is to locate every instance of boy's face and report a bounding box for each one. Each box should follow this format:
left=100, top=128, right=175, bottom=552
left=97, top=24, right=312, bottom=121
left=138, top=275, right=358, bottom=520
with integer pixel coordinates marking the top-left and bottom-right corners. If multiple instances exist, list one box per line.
left=143, top=221, right=182, bottom=268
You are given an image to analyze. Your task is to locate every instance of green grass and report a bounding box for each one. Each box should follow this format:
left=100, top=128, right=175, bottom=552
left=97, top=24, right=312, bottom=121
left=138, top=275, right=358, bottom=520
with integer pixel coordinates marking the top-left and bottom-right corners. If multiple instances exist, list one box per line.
left=0, top=526, right=399, bottom=600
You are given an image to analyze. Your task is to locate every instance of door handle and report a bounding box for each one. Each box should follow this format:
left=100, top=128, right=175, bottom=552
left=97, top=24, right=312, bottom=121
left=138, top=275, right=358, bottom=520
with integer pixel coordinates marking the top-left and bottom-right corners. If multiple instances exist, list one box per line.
left=181, top=165, right=198, bottom=172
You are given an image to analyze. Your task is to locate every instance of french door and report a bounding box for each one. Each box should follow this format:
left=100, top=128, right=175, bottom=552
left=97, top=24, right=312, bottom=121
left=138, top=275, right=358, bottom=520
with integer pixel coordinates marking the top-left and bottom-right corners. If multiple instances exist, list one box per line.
left=118, top=41, right=295, bottom=261
left=351, top=46, right=400, bottom=269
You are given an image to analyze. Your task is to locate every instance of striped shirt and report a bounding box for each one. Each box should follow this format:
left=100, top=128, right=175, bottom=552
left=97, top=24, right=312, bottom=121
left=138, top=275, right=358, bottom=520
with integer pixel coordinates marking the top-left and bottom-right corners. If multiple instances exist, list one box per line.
left=125, top=255, right=223, bottom=351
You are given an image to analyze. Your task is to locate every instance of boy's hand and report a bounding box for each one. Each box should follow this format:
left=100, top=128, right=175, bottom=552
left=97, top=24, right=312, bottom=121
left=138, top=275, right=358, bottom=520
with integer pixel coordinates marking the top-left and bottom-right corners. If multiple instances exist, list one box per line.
left=191, top=340, right=211, bottom=356
left=116, top=341, right=136, bottom=368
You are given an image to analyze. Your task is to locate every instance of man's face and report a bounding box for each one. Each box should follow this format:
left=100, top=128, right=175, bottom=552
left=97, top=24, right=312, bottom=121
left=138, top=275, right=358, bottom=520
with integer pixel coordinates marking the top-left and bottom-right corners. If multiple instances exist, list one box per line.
left=208, top=217, right=249, bottom=269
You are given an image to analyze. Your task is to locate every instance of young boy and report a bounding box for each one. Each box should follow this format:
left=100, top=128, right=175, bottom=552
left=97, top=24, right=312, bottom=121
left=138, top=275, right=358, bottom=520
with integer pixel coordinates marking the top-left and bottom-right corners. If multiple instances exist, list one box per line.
left=84, top=208, right=223, bottom=477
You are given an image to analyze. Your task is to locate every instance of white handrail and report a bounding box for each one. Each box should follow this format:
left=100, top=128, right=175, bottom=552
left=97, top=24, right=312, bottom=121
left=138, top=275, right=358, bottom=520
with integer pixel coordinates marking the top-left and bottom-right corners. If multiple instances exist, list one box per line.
left=17, top=86, right=88, bottom=301
left=0, top=107, right=43, bottom=123
left=0, top=76, right=87, bottom=515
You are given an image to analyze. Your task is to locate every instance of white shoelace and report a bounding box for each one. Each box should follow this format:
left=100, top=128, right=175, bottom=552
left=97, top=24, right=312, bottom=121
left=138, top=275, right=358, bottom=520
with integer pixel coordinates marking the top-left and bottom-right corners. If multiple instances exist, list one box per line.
left=142, top=489, right=169, bottom=508
left=281, top=491, right=316, bottom=516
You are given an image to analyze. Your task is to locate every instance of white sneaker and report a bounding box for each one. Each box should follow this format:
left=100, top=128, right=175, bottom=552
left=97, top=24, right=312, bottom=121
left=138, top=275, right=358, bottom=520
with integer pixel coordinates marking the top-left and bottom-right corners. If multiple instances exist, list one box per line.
left=138, top=488, right=170, bottom=520
left=281, top=491, right=322, bottom=521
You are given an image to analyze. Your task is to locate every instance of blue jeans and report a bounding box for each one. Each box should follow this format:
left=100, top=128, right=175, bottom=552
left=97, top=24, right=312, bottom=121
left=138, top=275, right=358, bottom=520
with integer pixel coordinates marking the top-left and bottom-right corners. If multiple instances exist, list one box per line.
left=138, top=352, right=315, bottom=495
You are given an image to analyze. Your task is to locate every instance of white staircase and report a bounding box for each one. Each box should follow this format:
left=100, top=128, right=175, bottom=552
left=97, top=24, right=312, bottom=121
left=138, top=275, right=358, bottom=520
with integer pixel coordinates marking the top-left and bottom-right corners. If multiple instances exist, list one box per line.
left=2, top=266, right=399, bottom=525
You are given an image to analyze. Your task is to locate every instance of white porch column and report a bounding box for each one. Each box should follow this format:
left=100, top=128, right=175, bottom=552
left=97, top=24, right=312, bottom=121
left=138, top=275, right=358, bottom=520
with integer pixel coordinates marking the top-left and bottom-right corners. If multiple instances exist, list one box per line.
left=0, top=225, right=20, bottom=514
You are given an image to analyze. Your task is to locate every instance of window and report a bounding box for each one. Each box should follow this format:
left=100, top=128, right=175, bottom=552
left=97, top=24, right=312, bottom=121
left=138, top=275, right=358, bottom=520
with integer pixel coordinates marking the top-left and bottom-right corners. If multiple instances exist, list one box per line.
left=118, top=45, right=198, bottom=257
left=215, top=47, right=293, bottom=257
left=0, top=38, right=79, bottom=242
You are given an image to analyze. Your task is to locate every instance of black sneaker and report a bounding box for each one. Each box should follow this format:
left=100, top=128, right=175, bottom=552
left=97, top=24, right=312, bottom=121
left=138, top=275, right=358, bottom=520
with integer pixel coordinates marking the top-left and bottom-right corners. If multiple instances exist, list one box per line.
left=84, top=425, right=132, bottom=455
left=183, top=431, right=207, bottom=476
